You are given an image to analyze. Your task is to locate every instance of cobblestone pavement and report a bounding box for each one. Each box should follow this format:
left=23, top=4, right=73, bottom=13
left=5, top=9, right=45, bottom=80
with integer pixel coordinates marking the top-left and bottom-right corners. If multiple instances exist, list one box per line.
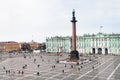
left=0, top=53, right=120, bottom=80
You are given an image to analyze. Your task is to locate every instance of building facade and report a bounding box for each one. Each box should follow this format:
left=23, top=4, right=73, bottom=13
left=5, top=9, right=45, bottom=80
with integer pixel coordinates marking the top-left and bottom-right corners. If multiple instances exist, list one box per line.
left=29, top=41, right=39, bottom=50
left=0, top=41, right=21, bottom=52
left=0, top=42, right=5, bottom=52
left=46, top=33, right=120, bottom=55
left=0, top=41, right=39, bottom=53
left=4, top=42, right=21, bottom=52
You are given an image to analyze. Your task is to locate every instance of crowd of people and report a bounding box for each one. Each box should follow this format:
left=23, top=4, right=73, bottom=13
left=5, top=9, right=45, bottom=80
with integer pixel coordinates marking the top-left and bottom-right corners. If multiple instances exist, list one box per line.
left=1, top=52, right=99, bottom=77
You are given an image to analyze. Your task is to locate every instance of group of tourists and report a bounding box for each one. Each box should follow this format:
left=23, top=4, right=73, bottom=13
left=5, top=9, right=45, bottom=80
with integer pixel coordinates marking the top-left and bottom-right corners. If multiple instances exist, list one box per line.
left=1, top=52, right=99, bottom=78
left=3, top=66, right=24, bottom=75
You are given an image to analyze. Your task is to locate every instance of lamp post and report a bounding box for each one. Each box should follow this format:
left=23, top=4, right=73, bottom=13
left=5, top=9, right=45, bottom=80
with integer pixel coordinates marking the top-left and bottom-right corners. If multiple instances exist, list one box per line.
left=57, top=45, right=61, bottom=63
left=56, top=37, right=60, bottom=63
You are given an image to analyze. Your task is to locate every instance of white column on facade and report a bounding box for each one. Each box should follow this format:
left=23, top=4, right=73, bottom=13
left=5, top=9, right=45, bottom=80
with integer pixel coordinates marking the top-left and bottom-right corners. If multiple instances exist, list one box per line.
left=91, top=48, right=92, bottom=53
left=103, top=38, right=104, bottom=47
left=91, top=39, right=92, bottom=47
left=97, top=38, right=98, bottom=47
left=83, top=37, right=84, bottom=53
left=108, top=47, right=110, bottom=54
left=102, top=47, right=104, bottom=54
left=107, top=38, right=109, bottom=48
left=99, top=39, right=101, bottom=47
left=118, top=49, right=119, bottom=54
left=95, top=39, right=96, bottom=47
left=51, top=40, right=52, bottom=52
left=90, top=39, right=92, bottom=53
left=96, top=48, right=98, bottom=54
left=82, top=39, right=83, bottom=53
left=69, top=39, right=71, bottom=52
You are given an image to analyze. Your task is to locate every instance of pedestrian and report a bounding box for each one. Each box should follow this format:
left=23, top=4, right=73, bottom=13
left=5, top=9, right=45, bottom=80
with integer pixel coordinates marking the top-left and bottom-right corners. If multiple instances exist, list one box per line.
left=92, top=66, right=94, bottom=70
left=62, top=70, right=64, bottom=73
left=76, top=62, right=79, bottom=65
left=41, top=56, right=42, bottom=58
left=18, top=70, right=20, bottom=74
left=65, top=64, right=66, bottom=68
left=6, top=70, right=8, bottom=74
left=78, top=67, right=80, bottom=71
left=25, top=64, right=27, bottom=68
left=23, top=66, right=25, bottom=69
left=71, top=65, right=73, bottom=68
left=37, top=64, right=40, bottom=68
left=53, top=65, right=55, bottom=68
left=81, top=62, right=83, bottom=64
left=81, top=66, right=83, bottom=69
left=24, top=55, right=26, bottom=58
left=34, top=58, right=36, bottom=63
left=37, top=72, right=40, bottom=76
left=21, top=71, right=24, bottom=75
left=3, top=66, right=5, bottom=70
left=8, top=70, right=10, bottom=74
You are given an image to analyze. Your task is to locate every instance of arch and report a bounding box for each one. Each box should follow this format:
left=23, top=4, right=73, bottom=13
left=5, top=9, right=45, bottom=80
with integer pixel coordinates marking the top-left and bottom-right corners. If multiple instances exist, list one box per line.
left=98, top=48, right=102, bottom=54
left=105, top=48, right=108, bottom=55
left=92, top=48, right=95, bottom=54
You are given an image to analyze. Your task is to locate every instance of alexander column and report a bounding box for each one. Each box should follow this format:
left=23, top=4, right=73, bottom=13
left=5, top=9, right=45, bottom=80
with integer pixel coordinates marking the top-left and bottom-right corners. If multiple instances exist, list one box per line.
left=70, top=9, right=79, bottom=61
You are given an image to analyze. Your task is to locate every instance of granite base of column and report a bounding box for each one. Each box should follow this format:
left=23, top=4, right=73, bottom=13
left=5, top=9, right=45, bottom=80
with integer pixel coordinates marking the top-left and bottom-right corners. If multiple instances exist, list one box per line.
left=70, top=50, right=79, bottom=62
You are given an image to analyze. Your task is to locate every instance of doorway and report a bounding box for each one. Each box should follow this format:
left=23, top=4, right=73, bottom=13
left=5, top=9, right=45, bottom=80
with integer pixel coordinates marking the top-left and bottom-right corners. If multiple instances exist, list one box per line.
left=92, top=48, right=95, bottom=54
left=105, top=48, right=108, bottom=55
left=98, top=48, right=102, bottom=54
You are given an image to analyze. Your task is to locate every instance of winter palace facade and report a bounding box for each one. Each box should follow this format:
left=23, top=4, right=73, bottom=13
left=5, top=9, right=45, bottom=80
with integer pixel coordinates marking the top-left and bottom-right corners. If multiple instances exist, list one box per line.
left=46, top=33, right=120, bottom=55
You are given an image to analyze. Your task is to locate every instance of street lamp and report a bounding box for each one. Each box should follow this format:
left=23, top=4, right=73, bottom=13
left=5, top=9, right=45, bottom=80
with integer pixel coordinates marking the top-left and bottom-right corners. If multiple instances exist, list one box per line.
left=56, top=36, right=59, bottom=63
left=56, top=46, right=60, bottom=63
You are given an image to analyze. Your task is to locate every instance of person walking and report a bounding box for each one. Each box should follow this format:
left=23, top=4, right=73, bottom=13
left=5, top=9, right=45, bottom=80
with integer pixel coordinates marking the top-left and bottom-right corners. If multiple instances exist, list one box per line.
left=21, top=71, right=24, bottom=75
left=53, top=65, right=55, bottom=68
left=3, top=66, right=5, bottom=70
left=18, top=70, right=20, bottom=74
left=92, top=66, right=94, bottom=70
left=6, top=70, right=8, bottom=74
left=37, top=72, right=40, bottom=76
left=65, top=64, right=67, bottom=68
left=34, top=58, right=36, bottom=63
left=37, top=64, right=40, bottom=68
left=62, top=70, right=64, bottom=73
left=81, top=66, right=83, bottom=69
left=8, top=70, right=10, bottom=74
left=78, top=67, right=80, bottom=71
left=71, top=65, right=73, bottom=68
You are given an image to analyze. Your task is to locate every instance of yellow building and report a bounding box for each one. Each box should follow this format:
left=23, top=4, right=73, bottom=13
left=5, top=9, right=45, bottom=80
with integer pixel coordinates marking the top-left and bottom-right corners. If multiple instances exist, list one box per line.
left=0, top=42, right=5, bottom=52
left=4, top=42, right=20, bottom=52
left=29, top=41, right=39, bottom=50
left=0, top=41, right=39, bottom=53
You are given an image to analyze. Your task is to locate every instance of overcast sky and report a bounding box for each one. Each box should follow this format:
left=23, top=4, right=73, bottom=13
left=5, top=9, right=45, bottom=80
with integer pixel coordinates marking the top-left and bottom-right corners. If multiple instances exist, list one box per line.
left=0, top=0, right=120, bottom=42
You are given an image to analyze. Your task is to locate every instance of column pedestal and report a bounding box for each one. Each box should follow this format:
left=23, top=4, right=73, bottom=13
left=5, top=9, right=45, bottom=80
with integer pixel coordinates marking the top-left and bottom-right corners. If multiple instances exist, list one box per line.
left=70, top=50, right=79, bottom=61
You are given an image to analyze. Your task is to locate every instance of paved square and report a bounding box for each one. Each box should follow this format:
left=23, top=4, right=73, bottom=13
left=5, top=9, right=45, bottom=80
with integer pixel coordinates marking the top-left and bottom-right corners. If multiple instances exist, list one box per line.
left=0, top=53, right=120, bottom=80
